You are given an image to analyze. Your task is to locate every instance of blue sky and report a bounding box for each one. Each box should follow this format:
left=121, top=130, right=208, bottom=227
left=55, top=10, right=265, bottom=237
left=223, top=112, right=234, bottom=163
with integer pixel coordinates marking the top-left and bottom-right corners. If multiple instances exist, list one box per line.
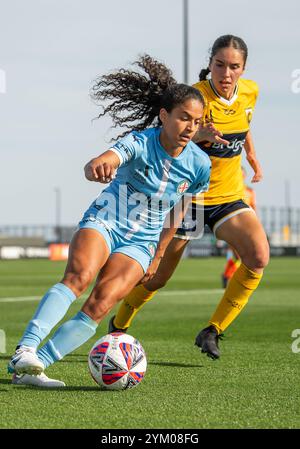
left=0, top=0, right=299, bottom=225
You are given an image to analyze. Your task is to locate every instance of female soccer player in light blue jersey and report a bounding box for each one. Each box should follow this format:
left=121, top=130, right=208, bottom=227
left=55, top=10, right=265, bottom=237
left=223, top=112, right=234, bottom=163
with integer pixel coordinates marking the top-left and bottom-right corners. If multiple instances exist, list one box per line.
left=8, top=55, right=211, bottom=387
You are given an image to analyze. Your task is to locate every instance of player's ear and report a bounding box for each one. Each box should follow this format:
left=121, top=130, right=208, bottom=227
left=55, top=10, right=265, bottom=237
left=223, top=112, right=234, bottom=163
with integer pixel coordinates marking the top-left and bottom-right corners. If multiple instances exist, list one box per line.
left=159, top=108, right=168, bottom=124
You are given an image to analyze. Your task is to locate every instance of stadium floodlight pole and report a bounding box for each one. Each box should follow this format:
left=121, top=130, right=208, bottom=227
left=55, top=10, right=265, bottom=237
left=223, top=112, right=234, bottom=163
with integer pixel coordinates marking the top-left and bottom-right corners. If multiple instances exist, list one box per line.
left=183, top=0, right=189, bottom=84
left=54, top=187, right=62, bottom=243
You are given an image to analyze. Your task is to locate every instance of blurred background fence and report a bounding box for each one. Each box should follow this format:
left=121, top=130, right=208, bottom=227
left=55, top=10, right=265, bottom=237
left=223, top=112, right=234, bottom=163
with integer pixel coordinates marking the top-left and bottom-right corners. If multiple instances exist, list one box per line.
left=0, top=206, right=300, bottom=259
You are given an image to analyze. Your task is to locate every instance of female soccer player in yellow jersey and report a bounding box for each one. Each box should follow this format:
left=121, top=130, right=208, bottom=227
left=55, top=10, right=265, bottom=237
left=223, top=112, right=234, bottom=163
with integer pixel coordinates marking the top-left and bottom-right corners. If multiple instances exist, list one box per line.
left=110, top=35, right=269, bottom=360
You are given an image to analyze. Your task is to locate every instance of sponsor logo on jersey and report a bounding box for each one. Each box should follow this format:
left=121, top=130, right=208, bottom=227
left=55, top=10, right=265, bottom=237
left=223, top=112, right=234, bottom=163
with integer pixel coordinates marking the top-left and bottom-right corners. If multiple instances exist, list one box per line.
left=199, top=132, right=247, bottom=158
left=212, top=137, right=245, bottom=152
left=224, top=109, right=236, bottom=115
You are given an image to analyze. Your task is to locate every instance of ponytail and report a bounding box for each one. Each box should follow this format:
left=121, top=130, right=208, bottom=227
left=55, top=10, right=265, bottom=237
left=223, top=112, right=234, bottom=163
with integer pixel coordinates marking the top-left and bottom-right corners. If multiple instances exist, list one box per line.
left=199, top=67, right=210, bottom=81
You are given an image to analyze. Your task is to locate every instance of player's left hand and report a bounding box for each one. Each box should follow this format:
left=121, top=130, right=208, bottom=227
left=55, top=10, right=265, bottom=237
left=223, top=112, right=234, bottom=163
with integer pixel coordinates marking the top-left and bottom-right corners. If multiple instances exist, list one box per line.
left=140, top=256, right=162, bottom=284
left=251, top=167, right=263, bottom=183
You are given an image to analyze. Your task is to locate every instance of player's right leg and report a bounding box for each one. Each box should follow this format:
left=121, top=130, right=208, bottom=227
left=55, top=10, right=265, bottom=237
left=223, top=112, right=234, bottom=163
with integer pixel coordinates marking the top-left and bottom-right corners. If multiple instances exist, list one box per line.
left=8, top=228, right=110, bottom=375
left=110, top=236, right=189, bottom=332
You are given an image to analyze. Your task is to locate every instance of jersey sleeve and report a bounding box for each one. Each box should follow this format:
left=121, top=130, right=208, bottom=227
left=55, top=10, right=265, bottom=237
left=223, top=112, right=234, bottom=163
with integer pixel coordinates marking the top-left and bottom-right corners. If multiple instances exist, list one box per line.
left=245, top=80, right=259, bottom=117
left=187, top=158, right=211, bottom=195
left=111, top=132, right=143, bottom=166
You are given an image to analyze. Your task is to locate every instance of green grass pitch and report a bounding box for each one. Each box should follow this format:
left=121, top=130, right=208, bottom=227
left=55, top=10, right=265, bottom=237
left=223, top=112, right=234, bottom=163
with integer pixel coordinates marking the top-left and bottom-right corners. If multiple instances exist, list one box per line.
left=0, top=257, right=300, bottom=429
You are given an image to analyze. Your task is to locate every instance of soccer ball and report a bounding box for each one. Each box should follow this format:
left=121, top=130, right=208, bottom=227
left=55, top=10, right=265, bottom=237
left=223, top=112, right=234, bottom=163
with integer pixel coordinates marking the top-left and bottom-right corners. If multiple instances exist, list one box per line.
left=88, top=332, right=147, bottom=390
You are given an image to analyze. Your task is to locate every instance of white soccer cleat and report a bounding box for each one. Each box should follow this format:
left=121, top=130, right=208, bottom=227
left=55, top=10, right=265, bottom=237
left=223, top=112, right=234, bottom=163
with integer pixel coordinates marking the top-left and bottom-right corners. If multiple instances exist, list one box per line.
left=12, top=372, right=66, bottom=388
left=8, top=346, right=45, bottom=375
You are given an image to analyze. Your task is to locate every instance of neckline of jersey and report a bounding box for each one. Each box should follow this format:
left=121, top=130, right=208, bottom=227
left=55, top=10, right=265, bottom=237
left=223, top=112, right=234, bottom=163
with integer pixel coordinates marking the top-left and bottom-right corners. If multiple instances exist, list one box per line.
left=155, top=127, right=190, bottom=161
left=208, top=79, right=239, bottom=106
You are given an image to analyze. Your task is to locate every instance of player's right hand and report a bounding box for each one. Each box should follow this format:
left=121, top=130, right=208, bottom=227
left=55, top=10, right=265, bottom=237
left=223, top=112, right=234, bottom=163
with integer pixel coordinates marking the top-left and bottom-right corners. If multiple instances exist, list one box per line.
left=84, top=158, right=116, bottom=184
left=194, top=122, right=230, bottom=146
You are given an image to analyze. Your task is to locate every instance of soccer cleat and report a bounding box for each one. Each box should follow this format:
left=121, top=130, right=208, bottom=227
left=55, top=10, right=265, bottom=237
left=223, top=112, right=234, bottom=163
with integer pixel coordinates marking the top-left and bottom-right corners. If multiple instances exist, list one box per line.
left=195, top=325, right=224, bottom=360
left=8, top=346, right=45, bottom=375
left=12, top=372, right=66, bottom=388
left=108, top=315, right=128, bottom=333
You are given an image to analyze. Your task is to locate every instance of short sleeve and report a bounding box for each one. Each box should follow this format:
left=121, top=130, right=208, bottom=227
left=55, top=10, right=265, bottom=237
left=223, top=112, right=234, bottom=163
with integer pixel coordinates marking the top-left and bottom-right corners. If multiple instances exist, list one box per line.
left=111, top=132, right=143, bottom=166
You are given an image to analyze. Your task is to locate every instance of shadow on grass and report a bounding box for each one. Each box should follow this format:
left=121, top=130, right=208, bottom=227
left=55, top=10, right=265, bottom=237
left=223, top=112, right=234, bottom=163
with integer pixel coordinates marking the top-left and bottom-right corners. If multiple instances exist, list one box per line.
left=149, top=361, right=204, bottom=368
left=13, top=385, right=103, bottom=392
left=0, top=379, right=11, bottom=384
left=0, top=378, right=103, bottom=391
left=59, top=359, right=205, bottom=368
left=1, top=355, right=204, bottom=368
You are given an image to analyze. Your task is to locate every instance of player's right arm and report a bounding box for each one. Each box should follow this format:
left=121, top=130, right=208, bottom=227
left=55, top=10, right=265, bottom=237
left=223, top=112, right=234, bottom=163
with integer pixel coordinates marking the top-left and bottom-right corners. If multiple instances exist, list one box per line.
left=84, top=150, right=121, bottom=184
left=85, top=132, right=144, bottom=184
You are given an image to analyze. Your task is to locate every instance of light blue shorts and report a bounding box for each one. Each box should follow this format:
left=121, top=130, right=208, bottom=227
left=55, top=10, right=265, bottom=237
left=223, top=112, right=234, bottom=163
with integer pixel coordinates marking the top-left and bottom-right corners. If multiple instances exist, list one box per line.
left=77, top=212, right=156, bottom=273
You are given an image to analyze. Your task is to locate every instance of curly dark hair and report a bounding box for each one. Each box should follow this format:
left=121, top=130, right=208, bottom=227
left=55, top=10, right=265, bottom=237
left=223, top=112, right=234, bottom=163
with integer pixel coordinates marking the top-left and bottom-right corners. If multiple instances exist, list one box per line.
left=91, top=54, right=204, bottom=140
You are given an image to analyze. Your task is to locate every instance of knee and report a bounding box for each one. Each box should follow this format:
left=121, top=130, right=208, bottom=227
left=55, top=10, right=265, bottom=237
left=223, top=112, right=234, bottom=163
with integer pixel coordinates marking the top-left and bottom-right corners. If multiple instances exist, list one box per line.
left=242, top=244, right=270, bottom=270
left=256, top=241, right=270, bottom=269
left=85, top=287, right=119, bottom=321
left=84, top=300, right=111, bottom=322
left=62, top=270, right=94, bottom=296
left=146, top=276, right=169, bottom=291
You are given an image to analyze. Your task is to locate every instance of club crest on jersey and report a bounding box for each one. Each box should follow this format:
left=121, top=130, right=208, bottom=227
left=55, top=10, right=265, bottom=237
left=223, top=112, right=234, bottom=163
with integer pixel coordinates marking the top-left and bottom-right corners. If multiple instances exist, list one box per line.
left=177, top=180, right=190, bottom=195
left=245, top=107, right=253, bottom=123
left=148, top=242, right=156, bottom=258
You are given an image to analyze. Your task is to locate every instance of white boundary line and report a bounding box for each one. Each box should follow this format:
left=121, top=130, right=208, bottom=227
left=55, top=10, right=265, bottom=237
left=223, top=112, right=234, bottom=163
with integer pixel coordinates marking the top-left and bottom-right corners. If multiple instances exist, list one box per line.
left=0, top=289, right=224, bottom=303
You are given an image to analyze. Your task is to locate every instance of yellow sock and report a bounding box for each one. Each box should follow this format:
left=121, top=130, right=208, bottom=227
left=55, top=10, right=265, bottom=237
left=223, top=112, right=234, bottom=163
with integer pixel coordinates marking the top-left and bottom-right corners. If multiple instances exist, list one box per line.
left=209, top=263, right=262, bottom=333
left=114, top=284, right=157, bottom=329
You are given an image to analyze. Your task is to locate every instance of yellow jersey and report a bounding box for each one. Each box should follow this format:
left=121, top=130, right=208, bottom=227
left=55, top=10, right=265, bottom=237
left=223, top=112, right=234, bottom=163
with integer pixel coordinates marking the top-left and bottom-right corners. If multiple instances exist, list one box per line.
left=193, top=78, right=259, bottom=205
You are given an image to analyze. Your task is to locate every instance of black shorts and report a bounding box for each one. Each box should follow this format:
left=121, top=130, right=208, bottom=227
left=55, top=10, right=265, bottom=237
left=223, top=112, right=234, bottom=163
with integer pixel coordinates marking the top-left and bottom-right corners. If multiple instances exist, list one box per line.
left=176, top=199, right=252, bottom=240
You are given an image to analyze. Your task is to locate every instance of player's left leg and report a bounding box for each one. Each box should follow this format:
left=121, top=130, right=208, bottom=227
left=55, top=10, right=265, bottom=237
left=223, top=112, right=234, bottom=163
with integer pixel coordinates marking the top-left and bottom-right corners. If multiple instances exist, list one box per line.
left=110, top=237, right=189, bottom=332
left=36, top=253, right=144, bottom=373
left=196, top=210, right=269, bottom=359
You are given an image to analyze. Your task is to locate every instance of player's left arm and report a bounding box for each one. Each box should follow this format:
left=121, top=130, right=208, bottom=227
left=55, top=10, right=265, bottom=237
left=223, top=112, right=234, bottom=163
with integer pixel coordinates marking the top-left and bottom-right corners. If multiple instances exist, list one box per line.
left=244, top=131, right=263, bottom=183
left=140, top=195, right=193, bottom=284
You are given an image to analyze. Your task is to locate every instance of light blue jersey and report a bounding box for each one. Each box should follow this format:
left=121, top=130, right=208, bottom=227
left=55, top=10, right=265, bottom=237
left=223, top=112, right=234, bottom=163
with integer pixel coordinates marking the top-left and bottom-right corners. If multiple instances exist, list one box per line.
left=79, top=127, right=211, bottom=271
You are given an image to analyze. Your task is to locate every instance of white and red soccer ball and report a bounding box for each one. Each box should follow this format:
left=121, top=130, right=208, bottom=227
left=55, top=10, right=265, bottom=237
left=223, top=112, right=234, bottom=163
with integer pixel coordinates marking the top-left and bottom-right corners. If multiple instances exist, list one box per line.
left=88, top=332, right=147, bottom=390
